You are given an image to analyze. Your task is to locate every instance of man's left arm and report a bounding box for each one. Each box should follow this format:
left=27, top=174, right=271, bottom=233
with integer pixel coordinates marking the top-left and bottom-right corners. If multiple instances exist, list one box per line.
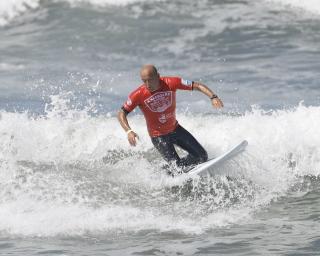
left=192, top=82, right=224, bottom=108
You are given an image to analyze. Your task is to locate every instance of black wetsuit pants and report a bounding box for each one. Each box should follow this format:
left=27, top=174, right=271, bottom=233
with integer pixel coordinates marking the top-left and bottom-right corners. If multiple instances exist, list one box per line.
left=151, top=125, right=208, bottom=167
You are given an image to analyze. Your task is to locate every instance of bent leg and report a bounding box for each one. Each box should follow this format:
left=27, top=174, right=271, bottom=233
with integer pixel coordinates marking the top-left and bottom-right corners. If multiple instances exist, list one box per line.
left=151, top=135, right=180, bottom=165
left=174, top=125, right=208, bottom=167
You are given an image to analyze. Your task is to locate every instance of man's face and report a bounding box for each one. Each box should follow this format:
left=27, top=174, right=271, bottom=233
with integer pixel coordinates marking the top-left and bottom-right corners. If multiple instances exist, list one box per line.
left=140, top=70, right=160, bottom=92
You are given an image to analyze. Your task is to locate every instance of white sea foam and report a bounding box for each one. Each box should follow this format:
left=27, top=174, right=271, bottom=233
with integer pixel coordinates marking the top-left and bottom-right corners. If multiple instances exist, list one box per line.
left=2, top=0, right=319, bottom=28
left=0, top=0, right=159, bottom=26
left=0, top=0, right=40, bottom=26
left=63, top=0, right=152, bottom=7
left=266, top=0, right=320, bottom=15
left=0, top=96, right=319, bottom=236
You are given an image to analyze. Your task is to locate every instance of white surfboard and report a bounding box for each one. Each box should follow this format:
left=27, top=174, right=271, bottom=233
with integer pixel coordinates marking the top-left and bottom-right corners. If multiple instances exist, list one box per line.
left=183, top=140, right=248, bottom=178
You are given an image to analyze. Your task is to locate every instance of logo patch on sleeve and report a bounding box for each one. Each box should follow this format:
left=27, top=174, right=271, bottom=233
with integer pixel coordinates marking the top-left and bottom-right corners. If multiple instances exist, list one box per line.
left=181, top=78, right=193, bottom=86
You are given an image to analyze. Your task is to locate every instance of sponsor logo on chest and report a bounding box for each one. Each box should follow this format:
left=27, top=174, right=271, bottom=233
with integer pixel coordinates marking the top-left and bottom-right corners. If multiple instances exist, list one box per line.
left=144, top=91, right=173, bottom=112
left=158, top=112, right=174, bottom=123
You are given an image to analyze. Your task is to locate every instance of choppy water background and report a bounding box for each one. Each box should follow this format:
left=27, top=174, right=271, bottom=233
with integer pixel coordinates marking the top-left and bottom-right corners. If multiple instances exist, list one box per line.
left=0, top=0, right=320, bottom=255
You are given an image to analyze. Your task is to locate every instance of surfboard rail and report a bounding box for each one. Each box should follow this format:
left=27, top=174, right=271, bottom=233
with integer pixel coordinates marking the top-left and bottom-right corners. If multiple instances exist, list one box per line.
left=178, top=140, right=248, bottom=179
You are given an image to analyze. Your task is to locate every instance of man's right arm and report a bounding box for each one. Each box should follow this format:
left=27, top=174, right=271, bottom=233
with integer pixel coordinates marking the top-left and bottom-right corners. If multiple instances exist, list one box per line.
left=117, top=108, right=139, bottom=147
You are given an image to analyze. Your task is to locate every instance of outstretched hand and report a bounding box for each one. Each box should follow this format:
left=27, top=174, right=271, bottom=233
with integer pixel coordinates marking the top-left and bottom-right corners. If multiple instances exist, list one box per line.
left=127, top=131, right=139, bottom=146
left=211, top=97, right=224, bottom=108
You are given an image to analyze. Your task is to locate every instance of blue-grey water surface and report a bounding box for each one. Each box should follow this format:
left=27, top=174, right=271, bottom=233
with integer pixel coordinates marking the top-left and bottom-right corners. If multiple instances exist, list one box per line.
left=0, top=0, right=320, bottom=255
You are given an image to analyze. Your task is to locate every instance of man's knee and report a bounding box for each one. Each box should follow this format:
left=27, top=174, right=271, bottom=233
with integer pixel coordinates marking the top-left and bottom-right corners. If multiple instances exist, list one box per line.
left=199, top=150, right=208, bottom=163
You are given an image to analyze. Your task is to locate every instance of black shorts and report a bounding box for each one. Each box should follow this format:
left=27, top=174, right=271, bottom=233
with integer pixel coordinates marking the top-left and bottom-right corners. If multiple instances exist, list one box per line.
left=151, top=124, right=208, bottom=168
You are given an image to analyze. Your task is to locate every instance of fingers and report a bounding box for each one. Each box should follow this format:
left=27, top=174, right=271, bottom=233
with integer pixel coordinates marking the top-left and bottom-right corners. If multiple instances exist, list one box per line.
left=128, top=132, right=138, bottom=146
left=128, top=136, right=136, bottom=146
left=212, top=98, right=224, bottom=108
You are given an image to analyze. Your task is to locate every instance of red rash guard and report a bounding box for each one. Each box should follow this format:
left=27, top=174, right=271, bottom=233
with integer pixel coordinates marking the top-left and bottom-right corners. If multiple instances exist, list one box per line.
left=122, top=77, right=193, bottom=137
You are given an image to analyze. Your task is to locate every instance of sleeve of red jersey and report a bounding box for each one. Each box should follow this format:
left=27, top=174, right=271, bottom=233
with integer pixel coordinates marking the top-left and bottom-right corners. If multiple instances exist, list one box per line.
left=169, top=77, right=193, bottom=91
left=122, top=89, right=140, bottom=113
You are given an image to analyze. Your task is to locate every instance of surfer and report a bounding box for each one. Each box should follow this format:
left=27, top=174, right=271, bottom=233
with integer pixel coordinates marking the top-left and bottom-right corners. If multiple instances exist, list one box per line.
left=117, top=64, right=224, bottom=169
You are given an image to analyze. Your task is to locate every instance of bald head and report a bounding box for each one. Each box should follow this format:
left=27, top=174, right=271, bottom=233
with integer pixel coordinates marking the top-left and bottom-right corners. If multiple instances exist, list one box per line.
left=140, top=64, right=160, bottom=92
left=140, top=65, right=158, bottom=77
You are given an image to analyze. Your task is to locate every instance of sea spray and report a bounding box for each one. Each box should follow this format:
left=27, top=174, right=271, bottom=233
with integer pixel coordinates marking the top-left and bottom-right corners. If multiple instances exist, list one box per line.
left=0, top=97, right=319, bottom=236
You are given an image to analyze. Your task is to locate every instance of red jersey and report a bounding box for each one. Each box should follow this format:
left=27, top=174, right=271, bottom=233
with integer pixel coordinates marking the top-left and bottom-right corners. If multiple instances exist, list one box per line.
left=122, top=77, right=193, bottom=137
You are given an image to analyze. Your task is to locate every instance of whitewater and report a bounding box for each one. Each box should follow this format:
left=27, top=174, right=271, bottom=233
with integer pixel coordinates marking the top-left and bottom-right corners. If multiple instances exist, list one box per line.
left=0, top=0, right=320, bottom=255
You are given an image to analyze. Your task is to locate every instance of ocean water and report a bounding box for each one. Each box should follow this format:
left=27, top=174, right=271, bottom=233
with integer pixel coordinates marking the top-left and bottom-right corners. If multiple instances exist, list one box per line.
left=0, top=0, right=320, bottom=255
